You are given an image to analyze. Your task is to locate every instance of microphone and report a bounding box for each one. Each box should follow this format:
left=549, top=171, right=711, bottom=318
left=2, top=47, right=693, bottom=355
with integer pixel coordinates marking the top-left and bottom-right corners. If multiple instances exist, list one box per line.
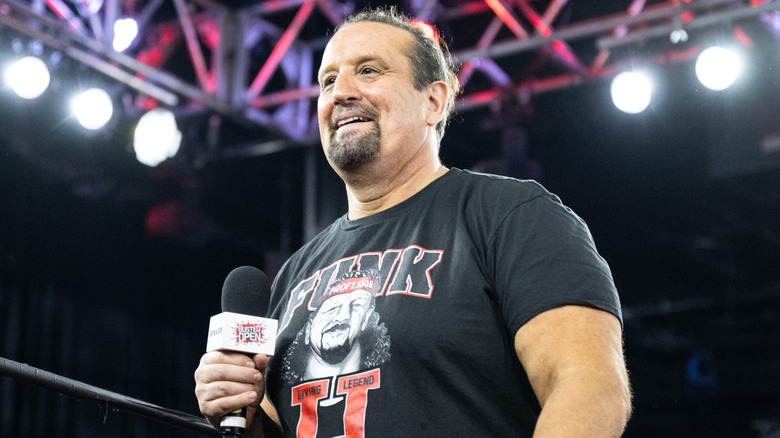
left=207, top=266, right=277, bottom=438
left=221, top=265, right=271, bottom=318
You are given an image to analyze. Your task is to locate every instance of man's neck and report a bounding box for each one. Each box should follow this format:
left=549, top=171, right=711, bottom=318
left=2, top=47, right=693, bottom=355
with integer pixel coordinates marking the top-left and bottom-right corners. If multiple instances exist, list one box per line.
left=343, top=162, right=448, bottom=220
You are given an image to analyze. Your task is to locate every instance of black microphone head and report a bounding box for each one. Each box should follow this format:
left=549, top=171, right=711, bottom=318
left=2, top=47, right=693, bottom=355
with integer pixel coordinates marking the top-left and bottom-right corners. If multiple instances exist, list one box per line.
left=221, top=266, right=271, bottom=317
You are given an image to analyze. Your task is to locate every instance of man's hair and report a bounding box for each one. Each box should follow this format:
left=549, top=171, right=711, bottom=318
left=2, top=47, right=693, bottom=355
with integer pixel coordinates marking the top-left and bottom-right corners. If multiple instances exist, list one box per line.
left=336, top=6, right=460, bottom=140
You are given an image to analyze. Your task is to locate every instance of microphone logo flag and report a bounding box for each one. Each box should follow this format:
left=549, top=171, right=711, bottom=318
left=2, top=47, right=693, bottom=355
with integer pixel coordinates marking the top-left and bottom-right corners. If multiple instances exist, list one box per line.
left=206, top=312, right=277, bottom=356
left=235, top=321, right=267, bottom=345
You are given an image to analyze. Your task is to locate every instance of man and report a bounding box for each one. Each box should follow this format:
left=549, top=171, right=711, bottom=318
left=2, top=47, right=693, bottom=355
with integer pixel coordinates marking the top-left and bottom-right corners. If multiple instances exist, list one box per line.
left=279, top=269, right=391, bottom=385
left=195, top=7, right=631, bottom=437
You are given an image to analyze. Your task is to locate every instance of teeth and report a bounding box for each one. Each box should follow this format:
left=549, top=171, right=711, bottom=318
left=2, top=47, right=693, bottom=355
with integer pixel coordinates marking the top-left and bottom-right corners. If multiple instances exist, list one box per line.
left=337, top=116, right=367, bottom=128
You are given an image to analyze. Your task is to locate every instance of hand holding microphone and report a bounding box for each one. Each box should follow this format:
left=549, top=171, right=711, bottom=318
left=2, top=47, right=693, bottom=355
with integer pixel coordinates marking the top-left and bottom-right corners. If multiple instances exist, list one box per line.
left=194, top=266, right=277, bottom=438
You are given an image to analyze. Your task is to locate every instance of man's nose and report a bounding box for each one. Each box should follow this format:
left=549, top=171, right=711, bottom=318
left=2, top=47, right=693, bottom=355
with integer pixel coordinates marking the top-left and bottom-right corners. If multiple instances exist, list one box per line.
left=332, top=73, right=360, bottom=104
left=333, top=303, right=351, bottom=322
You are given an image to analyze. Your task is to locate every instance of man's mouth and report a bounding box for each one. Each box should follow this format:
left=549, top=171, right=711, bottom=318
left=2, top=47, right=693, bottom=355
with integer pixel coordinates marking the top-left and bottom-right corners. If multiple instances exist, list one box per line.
left=336, top=116, right=370, bottom=129
left=324, top=322, right=350, bottom=335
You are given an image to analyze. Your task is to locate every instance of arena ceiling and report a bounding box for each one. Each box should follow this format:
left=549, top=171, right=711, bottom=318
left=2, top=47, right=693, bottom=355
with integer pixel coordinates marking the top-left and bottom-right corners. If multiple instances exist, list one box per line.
left=1, top=0, right=776, bottom=155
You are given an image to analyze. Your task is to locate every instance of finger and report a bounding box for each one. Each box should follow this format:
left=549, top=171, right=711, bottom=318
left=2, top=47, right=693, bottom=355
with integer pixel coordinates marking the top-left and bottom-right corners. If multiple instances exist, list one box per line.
left=251, top=353, right=270, bottom=371
left=196, top=379, right=262, bottom=402
left=201, top=351, right=257, bottom=368
left=195, top=362, right=263, bottom=387
left=198, top=388, right=259, bottom=419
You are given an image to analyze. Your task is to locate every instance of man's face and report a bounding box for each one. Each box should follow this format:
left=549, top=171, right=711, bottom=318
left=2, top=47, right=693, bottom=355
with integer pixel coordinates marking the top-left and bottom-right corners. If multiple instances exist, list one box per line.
left=306, top=290, right=375, bottom=364
left=316, top=22, right=433, bottom=172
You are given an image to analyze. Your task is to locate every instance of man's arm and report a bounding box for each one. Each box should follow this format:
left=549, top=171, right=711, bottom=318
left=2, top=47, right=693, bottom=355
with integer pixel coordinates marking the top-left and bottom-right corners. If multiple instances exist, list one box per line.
left=514, top=305, right=632, bottom=437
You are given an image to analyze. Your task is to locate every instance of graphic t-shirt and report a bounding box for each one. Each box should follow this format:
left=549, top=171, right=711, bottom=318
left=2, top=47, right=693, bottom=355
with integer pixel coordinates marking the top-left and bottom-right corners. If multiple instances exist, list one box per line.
left=265, top=168, right=621, bottom=437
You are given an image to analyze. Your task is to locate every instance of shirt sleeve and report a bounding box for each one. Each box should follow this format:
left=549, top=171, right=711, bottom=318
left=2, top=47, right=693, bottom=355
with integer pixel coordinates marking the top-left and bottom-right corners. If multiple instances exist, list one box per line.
left=486, top=193, right=622, bottom=335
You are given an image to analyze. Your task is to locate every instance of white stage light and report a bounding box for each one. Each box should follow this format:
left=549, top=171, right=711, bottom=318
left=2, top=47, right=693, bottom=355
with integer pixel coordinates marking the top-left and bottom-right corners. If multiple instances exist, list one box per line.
left=4, top=56, right=50, bottom=99
left=113, top=18, right=138, bottom=52
left=670, top=29, right=688, bottom=44
left=71, top=88, right=114, bottom=130
left=696, top=46, right=742, bottom=91
left=133, top=109, right=182, bottom=167
left=610, top=71, right=653, bottom=114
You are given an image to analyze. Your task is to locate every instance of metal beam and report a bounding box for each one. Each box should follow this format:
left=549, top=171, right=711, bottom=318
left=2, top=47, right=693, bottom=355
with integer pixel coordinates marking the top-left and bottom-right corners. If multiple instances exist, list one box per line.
left=246, top=1, right=315, bottom=100
left=0, top=0, right=776, bottom=158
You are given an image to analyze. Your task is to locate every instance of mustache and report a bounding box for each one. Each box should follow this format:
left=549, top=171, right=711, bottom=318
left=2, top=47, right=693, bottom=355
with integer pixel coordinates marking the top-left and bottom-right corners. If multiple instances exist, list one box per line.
left=323, top=322, right=351, bottom=334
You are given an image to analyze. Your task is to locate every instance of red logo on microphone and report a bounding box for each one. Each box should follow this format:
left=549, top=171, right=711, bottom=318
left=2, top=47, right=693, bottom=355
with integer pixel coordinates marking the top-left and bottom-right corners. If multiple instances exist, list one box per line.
left=232, top=321, right=268, bottom=346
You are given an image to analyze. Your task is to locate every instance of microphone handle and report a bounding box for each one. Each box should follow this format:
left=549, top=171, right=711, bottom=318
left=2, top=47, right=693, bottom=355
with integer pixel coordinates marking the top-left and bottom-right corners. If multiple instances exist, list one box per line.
left=220, top=406, right=247, bottom=437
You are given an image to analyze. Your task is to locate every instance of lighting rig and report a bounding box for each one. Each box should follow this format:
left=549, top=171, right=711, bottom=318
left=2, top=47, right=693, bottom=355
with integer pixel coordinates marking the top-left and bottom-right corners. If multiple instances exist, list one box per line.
left=0, top=0, right=778, bottom=167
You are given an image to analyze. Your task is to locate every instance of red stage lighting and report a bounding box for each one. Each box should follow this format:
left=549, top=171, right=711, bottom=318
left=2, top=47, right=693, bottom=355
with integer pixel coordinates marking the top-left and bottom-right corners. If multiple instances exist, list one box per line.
left=411, top=20, right=437, bottom=42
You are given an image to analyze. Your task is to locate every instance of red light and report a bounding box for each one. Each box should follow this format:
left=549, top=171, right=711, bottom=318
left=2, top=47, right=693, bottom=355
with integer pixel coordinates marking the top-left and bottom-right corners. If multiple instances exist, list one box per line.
left=483, top=0, right=527, bottom=39
left=145, top=202, right=193, bottom=238
left=138, top=96, right=158, bottom=111
left=521, top=7, right=551, bottom=37
left=138, top=48, right=164, bottom=67
left=681, top=11, right=694, bottom=23
left=733, top=27, right=753, bottom=46
left=411, top=20, right=437, bottom=42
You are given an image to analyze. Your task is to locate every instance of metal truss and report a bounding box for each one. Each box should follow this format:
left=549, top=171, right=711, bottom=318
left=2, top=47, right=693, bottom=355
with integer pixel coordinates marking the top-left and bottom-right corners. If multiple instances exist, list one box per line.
left=0, top=0, right=778, bottom=158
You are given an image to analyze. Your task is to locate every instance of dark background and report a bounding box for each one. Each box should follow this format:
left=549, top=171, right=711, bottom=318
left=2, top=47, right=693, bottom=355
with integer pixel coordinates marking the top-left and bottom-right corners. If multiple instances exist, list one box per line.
left=2, top=1, right=780, bottom=437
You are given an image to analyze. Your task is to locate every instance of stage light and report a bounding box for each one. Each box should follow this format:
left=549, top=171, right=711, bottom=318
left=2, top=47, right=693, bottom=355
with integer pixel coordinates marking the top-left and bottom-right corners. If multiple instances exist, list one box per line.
left=71, top=88, right=114, bottom=130
left=670, top=29, right=689, bottom=44
left=113, top=18, right=138, bottom=52
left=4, top=56, right=50, bottom=99
left=695, top=46, right=742, bottom=91
left=610, top=71, right=653, bottom=114
left=133, top=108, right=182, bottom=167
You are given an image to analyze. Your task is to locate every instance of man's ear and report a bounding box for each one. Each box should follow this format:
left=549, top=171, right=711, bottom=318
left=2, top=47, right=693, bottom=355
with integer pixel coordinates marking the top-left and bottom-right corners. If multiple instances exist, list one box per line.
left=425, top=81, right=448, bottom=128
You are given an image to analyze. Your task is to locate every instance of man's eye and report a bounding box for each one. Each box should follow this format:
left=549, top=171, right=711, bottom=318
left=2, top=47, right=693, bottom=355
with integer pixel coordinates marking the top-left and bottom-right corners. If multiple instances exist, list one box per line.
left=351, top=303, right=365, bottom=311
left=361, top=67, right=378, bottom=75
left=321, top=77, right=336, bottom=88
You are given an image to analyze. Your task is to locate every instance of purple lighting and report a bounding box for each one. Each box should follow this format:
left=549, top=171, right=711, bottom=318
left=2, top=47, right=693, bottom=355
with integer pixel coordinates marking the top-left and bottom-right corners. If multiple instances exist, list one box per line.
left=760, top=10, right=780, bottom=38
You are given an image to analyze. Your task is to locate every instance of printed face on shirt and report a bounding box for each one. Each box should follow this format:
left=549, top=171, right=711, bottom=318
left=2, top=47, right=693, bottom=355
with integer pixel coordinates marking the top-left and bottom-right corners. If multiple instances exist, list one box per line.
left=306, top=289, right=375, bottom=365
left=316, top=22, right=434, bottom=172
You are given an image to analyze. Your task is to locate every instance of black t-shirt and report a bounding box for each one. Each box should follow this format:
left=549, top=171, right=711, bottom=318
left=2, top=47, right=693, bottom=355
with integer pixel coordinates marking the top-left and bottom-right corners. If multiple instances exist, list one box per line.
left=266, top=168, right=621, bottom=437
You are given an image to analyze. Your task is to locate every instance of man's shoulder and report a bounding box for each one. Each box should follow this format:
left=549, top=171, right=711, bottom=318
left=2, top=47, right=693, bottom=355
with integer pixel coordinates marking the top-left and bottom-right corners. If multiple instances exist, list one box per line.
left=447, top=168, right=554, bottom=206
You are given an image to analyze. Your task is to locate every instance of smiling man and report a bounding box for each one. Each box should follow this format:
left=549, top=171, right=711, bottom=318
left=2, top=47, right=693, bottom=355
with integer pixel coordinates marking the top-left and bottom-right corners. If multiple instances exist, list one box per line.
left=314, top=15, right=453, bottom=217
left=291, top=269, right=391, bottom=383
left=307, top=286, right=375, bottom=368
left=195, top=7, right=631, bottom=438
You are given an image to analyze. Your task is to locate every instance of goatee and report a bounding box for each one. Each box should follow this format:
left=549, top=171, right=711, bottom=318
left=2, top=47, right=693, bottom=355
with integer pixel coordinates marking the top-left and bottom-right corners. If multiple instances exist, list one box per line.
left=327, top=123, right=381, bottom=170
left=320, top=341, right=353, bottom=364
